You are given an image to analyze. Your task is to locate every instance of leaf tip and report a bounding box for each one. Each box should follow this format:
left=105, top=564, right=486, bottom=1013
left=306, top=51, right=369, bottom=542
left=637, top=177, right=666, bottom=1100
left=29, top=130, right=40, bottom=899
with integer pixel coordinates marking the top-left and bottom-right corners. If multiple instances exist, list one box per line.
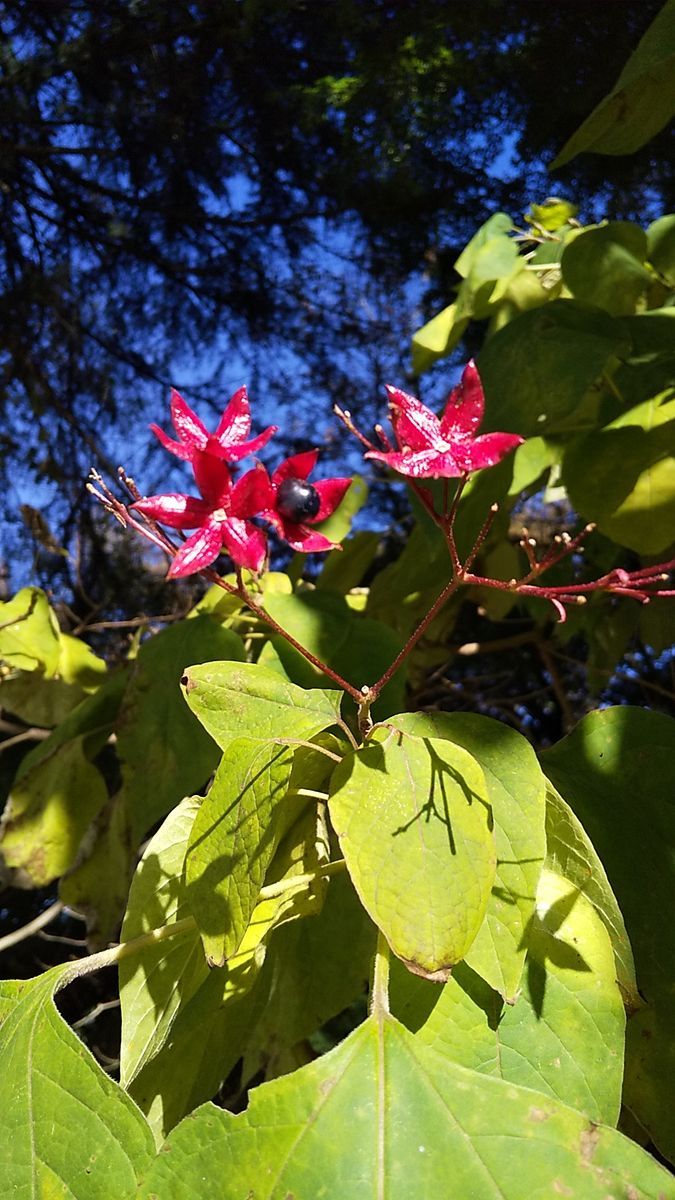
left=399, top=956, right=453, bottom=984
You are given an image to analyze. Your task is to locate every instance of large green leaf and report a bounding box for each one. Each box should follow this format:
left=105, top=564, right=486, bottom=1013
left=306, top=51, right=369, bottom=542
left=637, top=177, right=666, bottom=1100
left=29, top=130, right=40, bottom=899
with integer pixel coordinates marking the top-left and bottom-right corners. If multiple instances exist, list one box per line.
left=185, top=739, right=296, bottom=967
left=137, top=1010, right=671, bottom=1199
left=477, top=300, right=630, bottom=436
left=259, top=589, right=407, bottom=717
left=0, top=964, right=154, bottom=1196
left=563, top=391, right=675, bottom=554
left=542, top=707, right=675, bottom=1163
left=544, top=781, right=639, bottom=1010
left=122, top=781, right=331, bottom=1140
left=185, top=735, right=336, bottom=969
left=120, top=796, right=206, bottom=1092
left=329, top=728, right=495, bottom=977
left=0, top=604, right=106, bottom=723
left=620, top=307, right=675, bottom=363
left=561, top=223, right=652, bottom=316
left=127, top=960, right=268, bottom=1143
left=181, top=659, right=342, bottom=749
left=242, top=870, right=376, bottom=1084
left=410, top=868, right=625, bottom=1126
left=116, top=617, right=244, bottom=841
left=551, top=0, right=675, bottom=165
left=387, top=712, right=545, bottom=1001
left=611, top=309, right=675, bottom=412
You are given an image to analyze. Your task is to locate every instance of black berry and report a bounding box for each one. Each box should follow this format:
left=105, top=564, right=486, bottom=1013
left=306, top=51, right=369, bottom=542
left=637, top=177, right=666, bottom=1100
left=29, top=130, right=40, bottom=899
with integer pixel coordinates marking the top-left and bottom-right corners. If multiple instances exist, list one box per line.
left=276, top=477, right=321, bottom=521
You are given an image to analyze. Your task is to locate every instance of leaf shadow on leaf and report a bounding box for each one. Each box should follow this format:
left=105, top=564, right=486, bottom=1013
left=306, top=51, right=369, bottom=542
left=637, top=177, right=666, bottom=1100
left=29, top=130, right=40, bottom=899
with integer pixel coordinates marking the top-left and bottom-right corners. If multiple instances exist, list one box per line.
left=118, top=849, right=201, bottom=1013
left=184, top=748, right=290, bottom=940
left=489, top=857, right=543, bottom=906
left=390, top=739, right=492, bottom=857
left=518, top=887, right=592, bottom=1018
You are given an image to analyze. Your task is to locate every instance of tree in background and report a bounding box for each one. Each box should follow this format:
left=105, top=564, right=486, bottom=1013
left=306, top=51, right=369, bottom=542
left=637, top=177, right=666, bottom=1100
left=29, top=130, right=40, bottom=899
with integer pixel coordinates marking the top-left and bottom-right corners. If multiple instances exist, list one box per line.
left=1, top=0, right=672, bottom=609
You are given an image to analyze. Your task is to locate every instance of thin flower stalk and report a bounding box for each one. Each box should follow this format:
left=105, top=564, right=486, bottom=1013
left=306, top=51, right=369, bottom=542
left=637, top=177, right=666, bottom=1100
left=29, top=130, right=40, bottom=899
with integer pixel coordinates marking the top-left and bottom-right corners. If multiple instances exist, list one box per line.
left=89, top=469, right=363, bottom=704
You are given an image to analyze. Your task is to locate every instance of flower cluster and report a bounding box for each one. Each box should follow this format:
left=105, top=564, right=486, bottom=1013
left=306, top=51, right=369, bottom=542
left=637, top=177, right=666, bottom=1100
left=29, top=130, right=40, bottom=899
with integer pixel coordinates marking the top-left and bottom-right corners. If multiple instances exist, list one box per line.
left=91, top=359, right=673, bottom=639
left=133, top=387, right=351, bottom=577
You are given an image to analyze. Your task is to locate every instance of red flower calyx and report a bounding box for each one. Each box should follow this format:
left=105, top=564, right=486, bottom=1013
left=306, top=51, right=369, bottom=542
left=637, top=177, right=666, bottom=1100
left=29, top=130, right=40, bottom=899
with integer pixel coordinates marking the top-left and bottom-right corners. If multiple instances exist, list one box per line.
left=132, top=457, right=274, bottom=578
left=150, top=386, right=277, bottom=465
left=367, top=360, right=523, bottom=479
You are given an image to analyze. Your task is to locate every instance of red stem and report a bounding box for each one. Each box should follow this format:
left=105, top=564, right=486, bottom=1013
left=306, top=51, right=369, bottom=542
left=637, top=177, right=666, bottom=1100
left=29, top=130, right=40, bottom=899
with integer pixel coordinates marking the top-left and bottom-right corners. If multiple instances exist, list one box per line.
left=367, top=574, right=461, bottom=703
left=231, top=575, right=363, bottom=702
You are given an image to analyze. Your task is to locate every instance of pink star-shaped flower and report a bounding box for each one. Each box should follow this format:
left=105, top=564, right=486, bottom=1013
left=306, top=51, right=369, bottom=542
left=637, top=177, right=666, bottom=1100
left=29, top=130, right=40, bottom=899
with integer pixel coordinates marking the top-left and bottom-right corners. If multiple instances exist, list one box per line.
left=150, top=386, right=277, bottom=464
left=263, top=451, right=352, bottom=552
left=366, top=361, right=523, bottom=479
left=132, top=454, right=274, bottom=577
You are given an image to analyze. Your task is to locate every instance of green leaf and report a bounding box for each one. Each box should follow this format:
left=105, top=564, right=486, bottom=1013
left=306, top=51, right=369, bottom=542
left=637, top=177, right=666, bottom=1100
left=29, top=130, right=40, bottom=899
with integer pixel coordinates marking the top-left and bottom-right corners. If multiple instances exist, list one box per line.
left=411, top=214, right=518, bottom=374
left=120, top=796, right=205, bottom=1092
left=477, top=299, right=630, bottom=436
left=116, top=617, right=244, bottom=841
left=0, top=620, right=107, bottom=726
left=387, top=712, right=546, bottom=1001
left=128, top=962, right=268, bottom=1143
left=316, top=530, right=380, bottom=593
left=526, top=198, right=579, bottom=231
left=454, top=212, right=514, bottom=278
left=0, top=668, right=126, bottom=886
left=56, top=631, right=107, bottom=689
left=411, top=301, right=469, bottom=374
left=647, top=213, right=675, bottom=286
left=542, top=707, right=675, bottom=1163
left=259, top=590, right=406, bottom=717
left=610, top=309, right=675, bottom=413
left=620, top=306, right=675, bottom=362
left=185, top=739, right=296, bottom=967
left=412, top=868, right=625, bottom=1126
left=181, top=659, right=341, bottom=749
left=561, top=222, right=652, bottom=316
left=544, top=781, right=639, bottom=1010
left=329, top=728, right=495, bottom=977
left=242, top=870, right=376, bottom=1083
left=551, top=0, right=675, bottom=165
left=15, top=666, right=127, bottom=767
left=639, top=594, right=675, bottom=654
left=0, top=964, right=154, bottom=1196
left=0, top=587, right=61, bottom=674
left=0, top=672, right=83, bottom=727
left=122, top=776, right=333, bottom=1139
left=0, top=736, right=108, bottom=885
left=562, top=391, right=675, bottom=554
left=463, top=232, right=519, bottom=289
left=138, top=1011, right=672, bottom=1199
left=59, top=791, right=135, bottom=947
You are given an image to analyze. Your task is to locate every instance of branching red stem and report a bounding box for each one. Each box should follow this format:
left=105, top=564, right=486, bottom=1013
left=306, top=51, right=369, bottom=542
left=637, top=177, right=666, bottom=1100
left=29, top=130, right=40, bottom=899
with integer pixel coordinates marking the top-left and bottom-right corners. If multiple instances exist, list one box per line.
left=89, top=470, right=363, bottom=704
